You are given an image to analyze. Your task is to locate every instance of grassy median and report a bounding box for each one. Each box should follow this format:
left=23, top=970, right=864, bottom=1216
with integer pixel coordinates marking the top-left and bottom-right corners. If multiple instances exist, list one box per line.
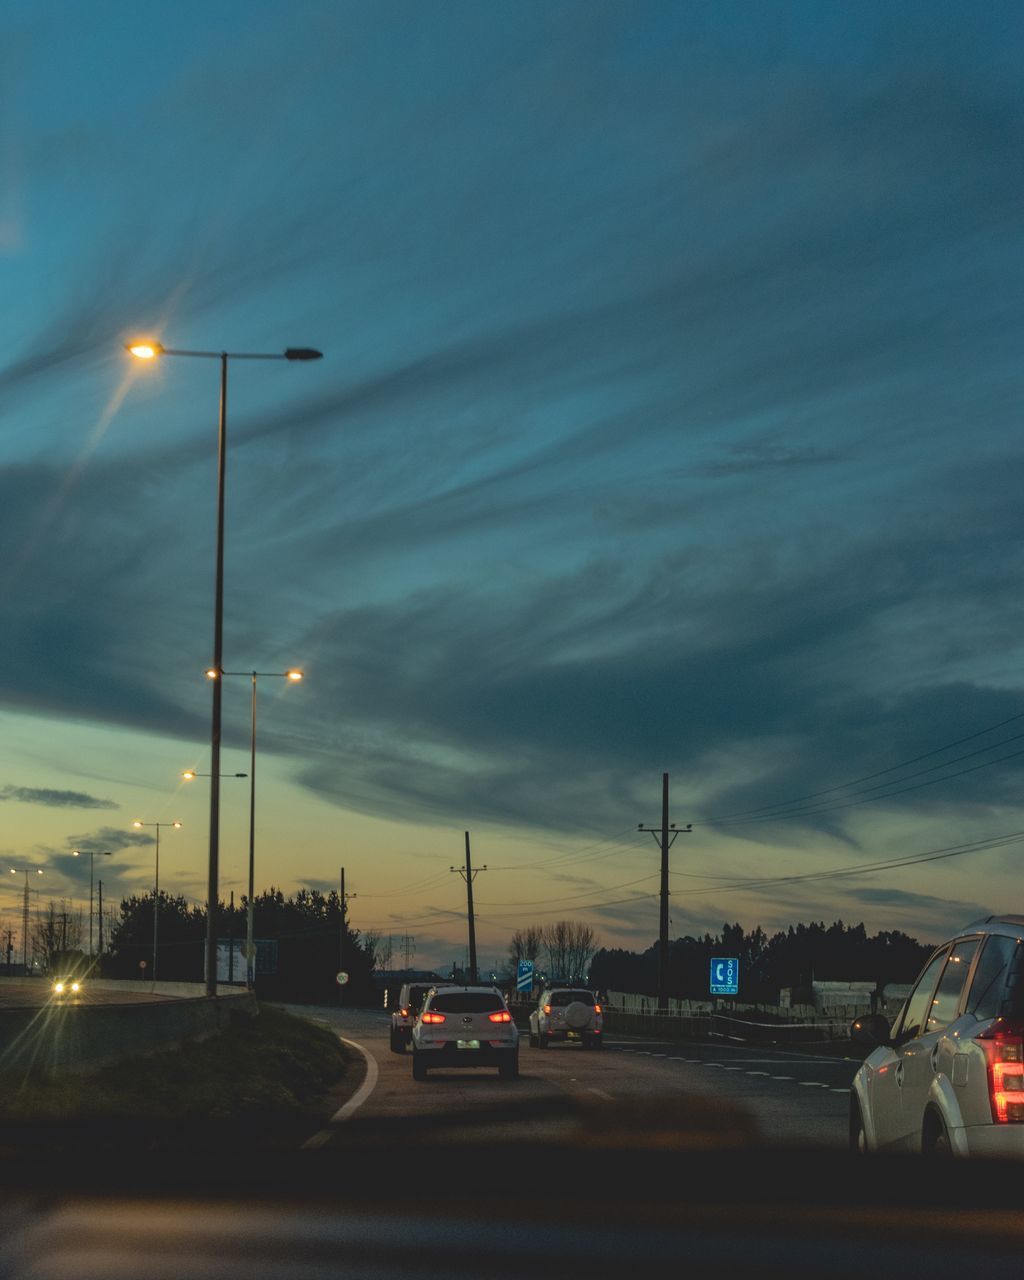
left=0, top=1005, right=350, bottom=1153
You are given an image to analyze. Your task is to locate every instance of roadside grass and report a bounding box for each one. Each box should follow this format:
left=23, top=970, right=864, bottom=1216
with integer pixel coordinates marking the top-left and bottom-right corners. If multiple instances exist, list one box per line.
left=0, top=1005, right=349, bottom=1151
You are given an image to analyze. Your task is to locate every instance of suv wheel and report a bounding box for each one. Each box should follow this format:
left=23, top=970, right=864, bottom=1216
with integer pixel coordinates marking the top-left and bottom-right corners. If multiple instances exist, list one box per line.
left=536, top=1031, right=549, bottom=1049
left=923, top=1111, right=952, bottom=1156
left=389, top=1029, right=405, bottom=1054
left=499, top=1052, right=519, bottom=1080
left=528, top=1031, right=538, bottom=1047
left=849, top=1098, right=867, bottom=1154
left=412, top=1052, right=429, bottom=1082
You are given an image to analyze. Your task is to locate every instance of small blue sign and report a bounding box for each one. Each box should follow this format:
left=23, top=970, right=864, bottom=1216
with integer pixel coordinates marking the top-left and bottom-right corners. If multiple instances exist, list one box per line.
left=516, top=959, right=534, bottom=992
left=709, top=956, right=739, bottom=996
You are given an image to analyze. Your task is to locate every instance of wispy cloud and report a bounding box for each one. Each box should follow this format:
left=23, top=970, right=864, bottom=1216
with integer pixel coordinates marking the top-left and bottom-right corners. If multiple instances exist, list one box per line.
left=1, top=785, right=117, bottom=810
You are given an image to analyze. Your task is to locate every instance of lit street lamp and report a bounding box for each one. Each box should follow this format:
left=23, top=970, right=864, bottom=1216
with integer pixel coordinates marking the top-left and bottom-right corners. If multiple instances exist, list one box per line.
left=131, top=821, right=181, bottom=982
left=209, top=667, right=303, bottom=988
left=182, top=771, right=247, bottom=780
left=126, top=339, right=322, bottom=995
left=71, top=849, right=112, bottom=958
left=8, top=867, right=43, bottom=971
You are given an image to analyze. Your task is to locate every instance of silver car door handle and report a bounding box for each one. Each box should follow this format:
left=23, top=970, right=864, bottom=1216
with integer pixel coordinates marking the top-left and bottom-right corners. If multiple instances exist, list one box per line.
left=895, top=1061, right=904, bottom=1088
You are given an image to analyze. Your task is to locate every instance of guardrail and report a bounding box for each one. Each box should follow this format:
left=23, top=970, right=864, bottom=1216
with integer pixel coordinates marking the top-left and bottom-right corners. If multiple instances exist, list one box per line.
left=602, top=1007, right=853, bottom=1045
left=0, top=981, right=257, bottom=1075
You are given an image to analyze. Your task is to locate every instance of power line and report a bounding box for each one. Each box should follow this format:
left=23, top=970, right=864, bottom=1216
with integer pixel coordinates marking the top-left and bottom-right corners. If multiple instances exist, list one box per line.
left=669, top=827, right=1024, bottom=898
left=699, top=710, right=1024, bottom=826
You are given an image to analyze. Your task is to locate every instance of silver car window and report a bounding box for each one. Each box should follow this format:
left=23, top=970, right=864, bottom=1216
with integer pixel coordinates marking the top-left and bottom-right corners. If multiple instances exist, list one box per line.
left=965, top=935, right=1019, bottom=1021
left=926, top=938, right=980, bottom=1032
left=894, top=948, right=949, bottom=1043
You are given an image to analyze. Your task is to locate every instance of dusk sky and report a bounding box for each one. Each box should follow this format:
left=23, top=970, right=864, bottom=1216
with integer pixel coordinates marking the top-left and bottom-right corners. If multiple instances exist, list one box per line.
left=2, top=2, right=1023, bottom=970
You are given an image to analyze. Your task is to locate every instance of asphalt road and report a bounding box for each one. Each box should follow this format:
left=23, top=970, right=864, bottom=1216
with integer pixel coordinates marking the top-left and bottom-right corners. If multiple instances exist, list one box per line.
left=0, top=980, right=178, bottom=1008
left=289, top=1006, right=860, bottom=1150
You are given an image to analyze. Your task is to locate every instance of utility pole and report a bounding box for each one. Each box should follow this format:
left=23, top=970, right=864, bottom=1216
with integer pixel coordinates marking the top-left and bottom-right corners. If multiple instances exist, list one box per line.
left=400, top=933, right=415, bottom=970
left=228, top=890, right=235, bottom=983
left=338, top=867, right=356, bottom=1005
left=451, top=831, right=487, bottom=985
left=97, top=881, right=104, bottom=959
left=639, top=773, right=691, bottom=1011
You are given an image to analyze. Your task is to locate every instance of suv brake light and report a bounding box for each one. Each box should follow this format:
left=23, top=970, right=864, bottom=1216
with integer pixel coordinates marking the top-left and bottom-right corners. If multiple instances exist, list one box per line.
left=543, top=1004, right=551, bottom=1015
left=421, top=1011, right=446, bottom=1024
left=594, top=1003, right=602, bottom=1014
left=978, top=1021, right=1024, bottom=1123
left=488, top=1010, right=512, bottom=1023
left=399, top=1008, right=410, bottom=1018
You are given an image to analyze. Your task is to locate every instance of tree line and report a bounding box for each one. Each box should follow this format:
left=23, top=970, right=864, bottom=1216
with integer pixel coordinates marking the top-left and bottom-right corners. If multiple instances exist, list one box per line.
left=100, top=887, right=377, bottom=1004
left=588, top=920, right=934, bottom=1001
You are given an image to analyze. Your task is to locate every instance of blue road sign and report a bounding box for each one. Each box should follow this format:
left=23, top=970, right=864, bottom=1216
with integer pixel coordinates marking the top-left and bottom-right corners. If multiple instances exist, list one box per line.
left=517, top=959, right=534, bottom=993
left=709, top=956, right=739, bottom=996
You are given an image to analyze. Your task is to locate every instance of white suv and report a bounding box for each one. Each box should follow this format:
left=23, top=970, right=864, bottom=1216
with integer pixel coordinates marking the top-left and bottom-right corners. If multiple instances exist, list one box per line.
left=850, top=915, right=1024, bottom=1156
left=529, top=987, right=603, bottom=1049
left=389, top=982, right=436, bottom=1053
left=411, top=986, right=519, bottom=1081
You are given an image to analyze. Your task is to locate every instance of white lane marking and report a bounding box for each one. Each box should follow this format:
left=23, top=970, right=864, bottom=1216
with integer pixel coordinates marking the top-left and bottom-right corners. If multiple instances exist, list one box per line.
left=746, top=1071, right=770, bottom=1076
left=302, top=1035, right=379, bottom=1149
left=650, top=1053, right=667, bottom=1057
left=771, top=1075, right=793, bottom=1080
left=705, top=1063, right=725, bottom=1068
left=799, top=1081, right=828, bottom=1088
left=588, top=1088, right=613, bottom=1100
left=723, top=1066, right=743, bottom=1071
left=831, top=1088, right=850, bottom=1094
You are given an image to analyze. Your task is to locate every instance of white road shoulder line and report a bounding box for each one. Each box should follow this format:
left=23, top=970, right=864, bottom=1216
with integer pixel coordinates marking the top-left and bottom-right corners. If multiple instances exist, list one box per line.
left=588, top=1088, right=613, bottom=1100
left=302, top=1035, right=379, bottom=1149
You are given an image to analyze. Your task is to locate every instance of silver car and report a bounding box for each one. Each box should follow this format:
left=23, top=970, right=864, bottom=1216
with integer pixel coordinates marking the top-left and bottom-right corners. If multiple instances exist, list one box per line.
left=850, top=915, right=1024, bottom=1156
left=528, top=987, right=603, bottom=1049
left=411, top=985, right=519, bottom=1081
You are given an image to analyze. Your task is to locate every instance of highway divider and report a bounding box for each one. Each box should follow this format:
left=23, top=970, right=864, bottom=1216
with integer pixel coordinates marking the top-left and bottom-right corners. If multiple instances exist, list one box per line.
left=0, top=979, right=257, bottom=1075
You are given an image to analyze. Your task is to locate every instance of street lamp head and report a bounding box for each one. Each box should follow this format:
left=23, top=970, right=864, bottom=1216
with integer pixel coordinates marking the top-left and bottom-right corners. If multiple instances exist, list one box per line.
left=132, top=821, right=143, bottom=829
left=206, top=668, right=220, bottom=680
left=284, top=348, right=323, bottom=362
left=73, top=850, right=80, bottom=857
left=182, top=771, right=196, bottom=781
left=286, top=669, right=304, bottom=682
left=172, top=822, right=183, bottom=829
left=125, top=341, right=164, bottom=360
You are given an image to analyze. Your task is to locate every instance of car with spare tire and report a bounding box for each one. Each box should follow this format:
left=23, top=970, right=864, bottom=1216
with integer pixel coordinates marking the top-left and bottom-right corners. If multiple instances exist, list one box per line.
left=529, top=987, right=603, bottom=1049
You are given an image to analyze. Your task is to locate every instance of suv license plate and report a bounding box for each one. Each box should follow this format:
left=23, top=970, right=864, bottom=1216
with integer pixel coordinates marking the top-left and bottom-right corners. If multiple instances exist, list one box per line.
left=567, top=1031, right=580, bottom=1039
left=456, top=1039, right=480, bottom=1049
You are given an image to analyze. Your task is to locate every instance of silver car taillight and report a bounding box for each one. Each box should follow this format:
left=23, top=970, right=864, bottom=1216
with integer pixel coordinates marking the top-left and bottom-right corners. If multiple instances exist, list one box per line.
left=977, top=1020, right=1024, bottom=1123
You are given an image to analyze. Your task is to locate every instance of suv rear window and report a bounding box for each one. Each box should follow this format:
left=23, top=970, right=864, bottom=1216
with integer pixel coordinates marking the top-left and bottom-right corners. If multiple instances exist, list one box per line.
left=428, top=993, right=504, bottom=1014
left=407, top=986, right=433, bottom=1011
left=549, top=990, right=594, bottom=1007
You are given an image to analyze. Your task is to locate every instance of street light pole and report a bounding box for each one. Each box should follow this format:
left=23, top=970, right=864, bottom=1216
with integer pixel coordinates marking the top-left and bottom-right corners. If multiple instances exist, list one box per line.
left=126, top=341, right=321, bottom=996
left=131, top=821, right=181, bottom=982
left=215, top=668, right=303, bottom=988
left=71, top=849, right=112, bottom=957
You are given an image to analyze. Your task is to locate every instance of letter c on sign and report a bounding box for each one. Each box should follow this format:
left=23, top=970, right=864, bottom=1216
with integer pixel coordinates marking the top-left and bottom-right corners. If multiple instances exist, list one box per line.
left=715, top=962, right=724, bottom=982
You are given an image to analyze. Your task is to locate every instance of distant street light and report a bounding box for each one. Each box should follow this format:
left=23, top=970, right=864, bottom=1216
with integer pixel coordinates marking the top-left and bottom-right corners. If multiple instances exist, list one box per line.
left=8, top=867, right=43, bottom=971
left=209, top=667, right=304, bottom=988
left=182, top=771, right=247, bottom=780
left=131, top=821, right=181, bottom=982
left=126, top=339, right=322, bottom=996
left=71, top=849, right=112, bottom=958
